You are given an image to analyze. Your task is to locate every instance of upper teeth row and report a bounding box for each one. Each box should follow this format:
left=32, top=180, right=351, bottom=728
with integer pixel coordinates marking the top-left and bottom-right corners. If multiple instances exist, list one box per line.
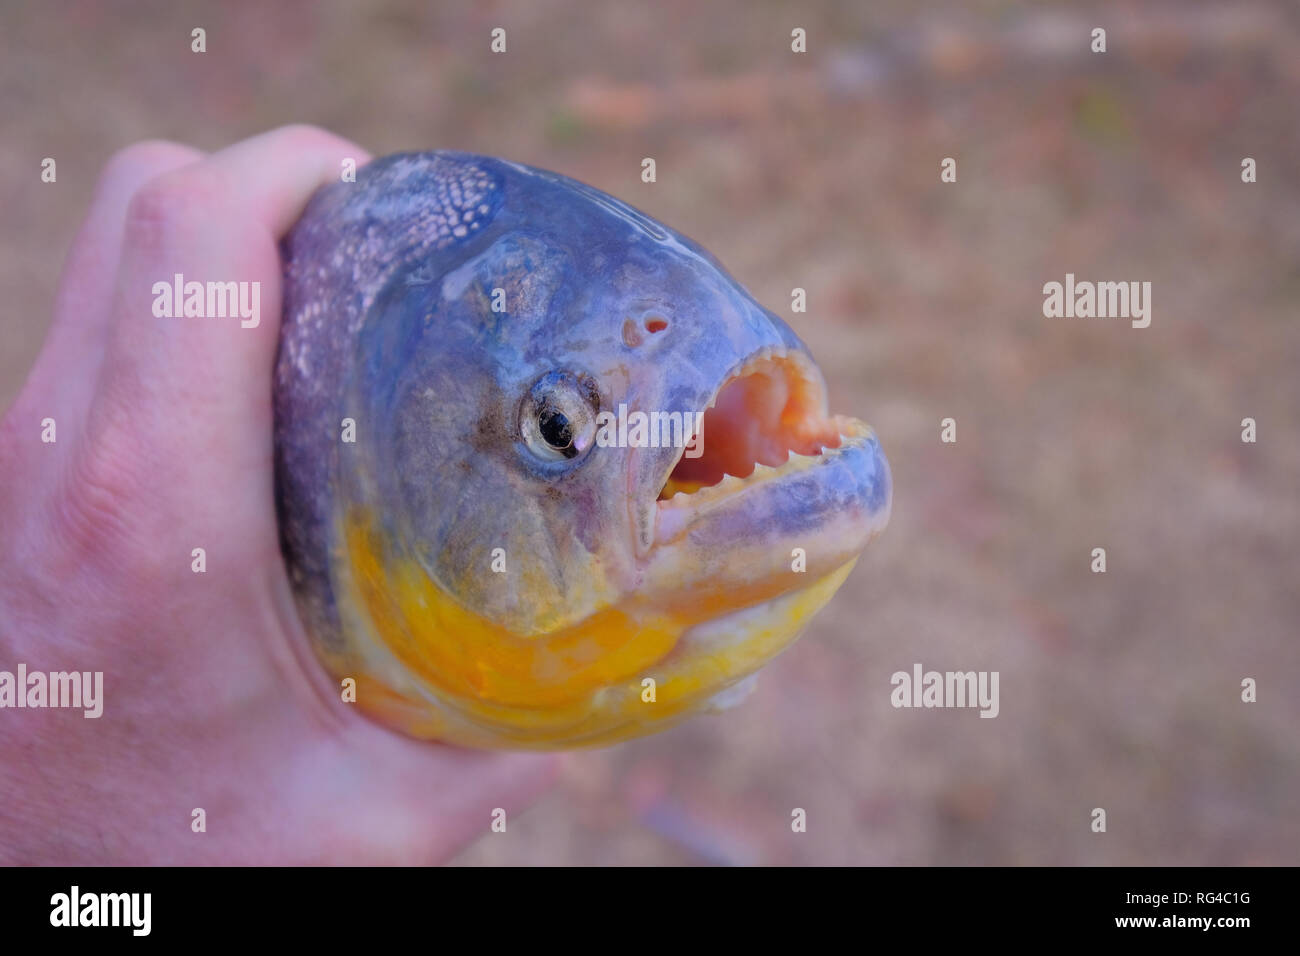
left=704, top=346, right=819, bottom=411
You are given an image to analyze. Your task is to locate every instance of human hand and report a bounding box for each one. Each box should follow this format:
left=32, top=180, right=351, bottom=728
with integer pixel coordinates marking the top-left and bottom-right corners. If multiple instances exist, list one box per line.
left=0, top=126, right=555, bottom=865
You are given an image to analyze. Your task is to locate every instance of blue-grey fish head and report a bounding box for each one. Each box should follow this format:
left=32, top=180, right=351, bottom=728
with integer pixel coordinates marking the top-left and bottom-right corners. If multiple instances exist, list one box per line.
left=275, top=152, right=890, bottom=746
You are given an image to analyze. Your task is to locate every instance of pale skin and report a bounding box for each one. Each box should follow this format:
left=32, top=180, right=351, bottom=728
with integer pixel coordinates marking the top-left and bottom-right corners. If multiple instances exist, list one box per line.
left=0, top=126, right=556, bottom=864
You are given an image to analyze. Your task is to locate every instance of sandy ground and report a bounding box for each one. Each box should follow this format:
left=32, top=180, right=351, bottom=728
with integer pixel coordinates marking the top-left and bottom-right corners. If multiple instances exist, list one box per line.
left=1, top=0, right=1297, bottom=864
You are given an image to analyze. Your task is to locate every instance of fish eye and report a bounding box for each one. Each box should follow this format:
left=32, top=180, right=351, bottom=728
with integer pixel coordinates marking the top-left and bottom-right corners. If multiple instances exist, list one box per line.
left=519, top=371, right=601, bottom=463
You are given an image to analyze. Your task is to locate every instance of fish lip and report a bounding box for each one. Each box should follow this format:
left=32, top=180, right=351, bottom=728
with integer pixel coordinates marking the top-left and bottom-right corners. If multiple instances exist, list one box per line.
left=644, top=344, right=875, bottom=547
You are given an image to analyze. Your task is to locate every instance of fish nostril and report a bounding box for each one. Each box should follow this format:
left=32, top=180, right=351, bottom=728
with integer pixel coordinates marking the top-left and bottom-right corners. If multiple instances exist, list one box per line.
left=623, top=315, right=670, bottom=347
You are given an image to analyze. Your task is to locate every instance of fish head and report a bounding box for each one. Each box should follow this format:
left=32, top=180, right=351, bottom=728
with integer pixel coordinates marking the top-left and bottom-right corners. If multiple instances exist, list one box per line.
left=281, top=153, right=890, bottom=747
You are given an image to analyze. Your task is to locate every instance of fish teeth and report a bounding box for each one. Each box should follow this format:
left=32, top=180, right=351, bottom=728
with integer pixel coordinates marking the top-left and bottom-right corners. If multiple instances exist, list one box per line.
left=699, top=345, right=825, bottom=416
left=715, top=473, right=745, bottom=494
left=739, top=346, right=779, bottom=377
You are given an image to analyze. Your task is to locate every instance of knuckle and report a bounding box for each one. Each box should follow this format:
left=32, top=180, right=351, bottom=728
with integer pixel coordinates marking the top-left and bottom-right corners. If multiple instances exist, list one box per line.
left=273, top=123, right=337, bottom=149
left=52, top=388, right=165, bottom=579
left=265, top=123, right=359, bottom=164
left=122, top=167, right=218, bottom=253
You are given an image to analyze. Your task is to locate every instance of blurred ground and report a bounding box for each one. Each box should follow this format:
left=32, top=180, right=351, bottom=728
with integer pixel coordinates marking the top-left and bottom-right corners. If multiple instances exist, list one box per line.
left=2, top=0, right=1298, bottom=864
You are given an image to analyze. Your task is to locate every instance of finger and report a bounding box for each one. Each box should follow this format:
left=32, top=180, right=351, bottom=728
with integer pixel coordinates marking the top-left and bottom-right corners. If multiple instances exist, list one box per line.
left=55, top=142, right=207, bottom=352
left=413, top=751, right=559, bottom=863
left=11, top=141, right=204, bottom=449
left=339, top=738, right=559, bottom=864
left=93, top=125, right=369, bottom=511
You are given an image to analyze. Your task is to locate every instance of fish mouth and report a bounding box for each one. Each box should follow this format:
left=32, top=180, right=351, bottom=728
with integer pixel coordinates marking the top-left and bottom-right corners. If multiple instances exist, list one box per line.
left=652, top=346, right=872, bottom=537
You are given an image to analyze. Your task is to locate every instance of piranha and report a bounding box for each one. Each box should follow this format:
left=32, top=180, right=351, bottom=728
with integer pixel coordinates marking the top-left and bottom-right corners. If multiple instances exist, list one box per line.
left=273, top=152, right=891, bottom=750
